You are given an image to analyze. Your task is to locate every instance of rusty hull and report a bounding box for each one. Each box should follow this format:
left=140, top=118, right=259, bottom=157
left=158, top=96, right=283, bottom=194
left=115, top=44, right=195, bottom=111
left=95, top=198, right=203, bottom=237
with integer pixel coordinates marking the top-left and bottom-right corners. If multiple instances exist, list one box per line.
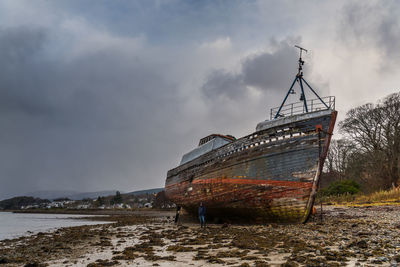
left=165, top=110, right=337, bottom=223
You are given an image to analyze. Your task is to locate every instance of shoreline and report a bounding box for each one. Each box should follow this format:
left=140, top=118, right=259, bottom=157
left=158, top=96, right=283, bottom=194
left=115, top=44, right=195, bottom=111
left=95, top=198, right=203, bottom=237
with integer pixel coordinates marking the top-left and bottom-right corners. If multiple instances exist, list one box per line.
left=0, top=208, right=175, bottom=216
left=1, top=206, right=400, bottom=266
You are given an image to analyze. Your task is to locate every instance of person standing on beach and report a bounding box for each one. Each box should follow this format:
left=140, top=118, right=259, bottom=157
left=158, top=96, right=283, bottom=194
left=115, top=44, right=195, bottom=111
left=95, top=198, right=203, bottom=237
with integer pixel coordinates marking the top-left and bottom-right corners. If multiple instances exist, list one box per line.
left=174, top=206, right=181, bottom=224
left=198, top=202, right=206, bottom=228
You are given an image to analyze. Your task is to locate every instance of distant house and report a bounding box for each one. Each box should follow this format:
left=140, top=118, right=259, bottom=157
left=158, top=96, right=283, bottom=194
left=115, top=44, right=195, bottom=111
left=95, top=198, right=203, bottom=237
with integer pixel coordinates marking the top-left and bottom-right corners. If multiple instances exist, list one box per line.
left=23, top=204, right=39, bottom=209
left=46, top=201, right=64, bottom=208
left=113, top=203, right=124, bottom=209
left=111, top=203, right=131, bottom=209
left=164, top=203, right=176, bottom=209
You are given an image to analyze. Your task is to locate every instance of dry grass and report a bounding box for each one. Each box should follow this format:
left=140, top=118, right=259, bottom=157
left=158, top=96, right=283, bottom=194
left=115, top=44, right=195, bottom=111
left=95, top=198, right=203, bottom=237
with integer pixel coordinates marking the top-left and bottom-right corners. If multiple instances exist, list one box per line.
left=320, top=187, right=400, bottom=206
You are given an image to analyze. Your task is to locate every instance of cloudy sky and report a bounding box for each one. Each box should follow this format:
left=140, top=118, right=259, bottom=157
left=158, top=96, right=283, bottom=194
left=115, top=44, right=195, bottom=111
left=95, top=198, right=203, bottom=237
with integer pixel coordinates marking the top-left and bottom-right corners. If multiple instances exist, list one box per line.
left=0, top=0, right=399, bottom=199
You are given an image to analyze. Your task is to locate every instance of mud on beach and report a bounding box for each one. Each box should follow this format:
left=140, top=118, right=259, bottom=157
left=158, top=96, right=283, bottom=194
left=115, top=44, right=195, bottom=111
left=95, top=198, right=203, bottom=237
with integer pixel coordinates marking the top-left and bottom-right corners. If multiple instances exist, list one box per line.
left=1, top=206, right=400, bottom=266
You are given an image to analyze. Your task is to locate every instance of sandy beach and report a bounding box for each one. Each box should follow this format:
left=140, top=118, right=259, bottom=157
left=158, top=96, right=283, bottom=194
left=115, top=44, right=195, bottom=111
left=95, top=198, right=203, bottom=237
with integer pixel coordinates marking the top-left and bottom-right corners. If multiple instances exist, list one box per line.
left=1, top=206, right=400, bottom=266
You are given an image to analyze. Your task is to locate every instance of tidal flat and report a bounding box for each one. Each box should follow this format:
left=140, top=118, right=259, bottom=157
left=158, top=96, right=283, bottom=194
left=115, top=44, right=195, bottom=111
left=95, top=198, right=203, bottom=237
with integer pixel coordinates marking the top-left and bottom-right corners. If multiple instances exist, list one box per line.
left=1, top=206, right=400, bottom=266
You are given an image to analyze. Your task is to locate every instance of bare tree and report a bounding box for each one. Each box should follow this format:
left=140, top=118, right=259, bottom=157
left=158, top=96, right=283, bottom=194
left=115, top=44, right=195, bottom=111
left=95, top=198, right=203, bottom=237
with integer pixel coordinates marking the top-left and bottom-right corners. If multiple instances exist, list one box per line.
left=339, top=92, right=400, bottom=188
left=325, top=139, right=355, bottom=177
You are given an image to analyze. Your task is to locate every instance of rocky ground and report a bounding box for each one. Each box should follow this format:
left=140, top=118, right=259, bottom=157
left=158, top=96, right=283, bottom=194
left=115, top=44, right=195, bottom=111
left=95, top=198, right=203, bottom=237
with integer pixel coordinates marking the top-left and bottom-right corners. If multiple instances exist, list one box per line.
left=1, top=206, right=400, bottom=266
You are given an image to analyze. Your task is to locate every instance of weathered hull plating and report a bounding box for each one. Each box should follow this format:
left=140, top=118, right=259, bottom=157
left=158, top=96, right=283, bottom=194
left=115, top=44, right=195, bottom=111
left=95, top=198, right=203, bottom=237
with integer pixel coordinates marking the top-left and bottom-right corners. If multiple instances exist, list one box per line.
left=165, top=110, right=337, bottom=223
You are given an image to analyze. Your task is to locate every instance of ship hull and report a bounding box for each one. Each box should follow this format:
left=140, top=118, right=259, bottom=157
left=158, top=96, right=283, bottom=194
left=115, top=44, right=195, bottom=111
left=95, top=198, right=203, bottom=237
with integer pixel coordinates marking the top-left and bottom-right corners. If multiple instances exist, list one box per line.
left=165, top=110, right=337, bottom=223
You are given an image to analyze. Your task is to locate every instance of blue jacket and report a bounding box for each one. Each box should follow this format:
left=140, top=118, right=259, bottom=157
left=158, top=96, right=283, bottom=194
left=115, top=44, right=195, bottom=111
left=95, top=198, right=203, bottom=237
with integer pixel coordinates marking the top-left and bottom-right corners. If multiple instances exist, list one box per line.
left=198, top=206, right=206, bottom=216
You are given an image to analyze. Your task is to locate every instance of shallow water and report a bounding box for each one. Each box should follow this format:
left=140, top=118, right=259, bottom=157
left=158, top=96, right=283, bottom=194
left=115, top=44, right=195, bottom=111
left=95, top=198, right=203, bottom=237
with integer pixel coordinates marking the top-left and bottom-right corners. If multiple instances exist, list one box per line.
left=0, top=212, right=109, bottom=240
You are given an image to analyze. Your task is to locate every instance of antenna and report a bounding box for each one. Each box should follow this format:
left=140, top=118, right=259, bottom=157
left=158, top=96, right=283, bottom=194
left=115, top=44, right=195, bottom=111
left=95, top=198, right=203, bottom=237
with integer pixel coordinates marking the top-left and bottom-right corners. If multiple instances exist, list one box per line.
left=294, top=45, right=307, bottom=58
left=294, top=45, right=307, bottom=78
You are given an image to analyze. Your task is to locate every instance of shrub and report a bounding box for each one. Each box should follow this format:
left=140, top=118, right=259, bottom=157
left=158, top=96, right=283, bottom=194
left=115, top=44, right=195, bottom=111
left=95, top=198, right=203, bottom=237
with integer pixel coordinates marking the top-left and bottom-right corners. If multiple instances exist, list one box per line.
left=322, top=180, right=361, bottom=196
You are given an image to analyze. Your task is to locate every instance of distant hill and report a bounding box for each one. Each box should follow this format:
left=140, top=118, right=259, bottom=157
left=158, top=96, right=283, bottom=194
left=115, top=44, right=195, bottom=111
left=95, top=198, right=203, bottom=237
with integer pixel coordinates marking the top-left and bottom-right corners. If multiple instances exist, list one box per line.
left=66, top=191, right=121, bottom=200
left=0, top=196, right=50, bottom=210
left=24, top=190, right=122, bottom=200
left=125, top=188, right=164, bottom=196
left=24, top=190, right=78, bottom=200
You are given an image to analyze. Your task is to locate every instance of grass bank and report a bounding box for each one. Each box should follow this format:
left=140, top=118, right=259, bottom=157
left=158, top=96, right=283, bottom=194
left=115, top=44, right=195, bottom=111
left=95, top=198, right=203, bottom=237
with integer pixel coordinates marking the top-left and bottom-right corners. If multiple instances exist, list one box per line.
left=320, top=187, right=400, bottom=206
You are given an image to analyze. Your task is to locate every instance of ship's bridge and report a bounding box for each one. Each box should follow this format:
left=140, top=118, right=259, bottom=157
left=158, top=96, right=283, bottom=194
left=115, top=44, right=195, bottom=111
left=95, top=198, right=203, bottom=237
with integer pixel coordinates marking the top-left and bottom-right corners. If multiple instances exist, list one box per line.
left=180, top=134, right=236, bottom=165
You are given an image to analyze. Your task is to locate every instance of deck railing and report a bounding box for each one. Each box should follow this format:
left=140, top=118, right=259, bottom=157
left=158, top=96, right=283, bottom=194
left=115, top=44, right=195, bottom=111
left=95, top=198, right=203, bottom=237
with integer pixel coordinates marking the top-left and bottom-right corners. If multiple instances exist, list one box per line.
left=270, top=96, right=335, bottom=120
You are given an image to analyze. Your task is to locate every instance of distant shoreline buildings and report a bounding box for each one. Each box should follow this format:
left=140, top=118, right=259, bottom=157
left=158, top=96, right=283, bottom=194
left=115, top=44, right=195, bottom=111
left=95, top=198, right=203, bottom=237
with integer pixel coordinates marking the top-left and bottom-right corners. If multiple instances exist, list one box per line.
left=0, top=190, right=174, bottom=211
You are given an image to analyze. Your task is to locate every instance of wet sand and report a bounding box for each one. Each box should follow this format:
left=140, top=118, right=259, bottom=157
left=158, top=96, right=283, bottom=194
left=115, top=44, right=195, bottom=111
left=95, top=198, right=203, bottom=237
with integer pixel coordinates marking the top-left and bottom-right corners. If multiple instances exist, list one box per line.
left=1, top=206, right=400, bottom=266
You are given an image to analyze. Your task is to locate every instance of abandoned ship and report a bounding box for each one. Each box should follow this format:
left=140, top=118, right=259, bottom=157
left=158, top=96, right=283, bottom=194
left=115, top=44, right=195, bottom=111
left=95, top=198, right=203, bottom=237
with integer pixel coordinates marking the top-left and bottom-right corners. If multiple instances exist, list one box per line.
left=165, top=46, right=337, bottom=223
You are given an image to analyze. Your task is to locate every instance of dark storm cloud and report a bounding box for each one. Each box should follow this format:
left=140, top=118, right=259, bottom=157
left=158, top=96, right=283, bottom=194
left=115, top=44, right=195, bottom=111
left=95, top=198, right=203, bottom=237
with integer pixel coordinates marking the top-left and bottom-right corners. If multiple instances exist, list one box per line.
left=48, top=0, right=262, bottom=45
left=340, top=1, right=400, bottom=68
left=0, top=26, right=175, bottom=129
left=0, top=25, right=186, bottom=199
left=201, top=39, right=301, bottom=100
left=1, top=0, right=290, bottom=199
left=0, top=27, right=51, bottom=116
left=202, top=70, right=245, bottom=100
left=0, top=27, right=46, bottom=63
left=242, top=41, right=299, bottom=90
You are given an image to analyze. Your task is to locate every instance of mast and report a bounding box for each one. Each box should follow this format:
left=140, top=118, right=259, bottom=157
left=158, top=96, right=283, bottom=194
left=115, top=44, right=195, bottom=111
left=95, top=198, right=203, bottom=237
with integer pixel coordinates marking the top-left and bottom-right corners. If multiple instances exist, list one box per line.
left=274, top=46, right=329, bottom=119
